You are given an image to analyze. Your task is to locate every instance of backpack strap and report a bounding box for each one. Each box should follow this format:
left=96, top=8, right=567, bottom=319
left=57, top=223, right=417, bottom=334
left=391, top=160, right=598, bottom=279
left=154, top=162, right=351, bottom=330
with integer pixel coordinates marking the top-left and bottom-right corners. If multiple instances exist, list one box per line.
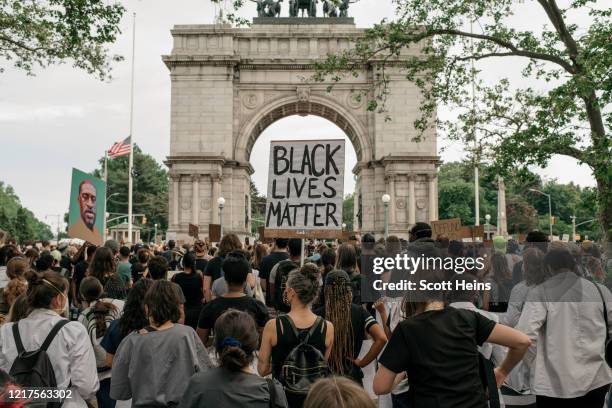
left=478, top=354, right=500, bottom=408
left=11, top=322, right=25, bottom=354
left=40, top=320, right=70, bottom=352
left=591, top=280, right=610, bottom=344
left=282, top=315, right=300, bottom=340
left=303, top=316, right=323, bottom=344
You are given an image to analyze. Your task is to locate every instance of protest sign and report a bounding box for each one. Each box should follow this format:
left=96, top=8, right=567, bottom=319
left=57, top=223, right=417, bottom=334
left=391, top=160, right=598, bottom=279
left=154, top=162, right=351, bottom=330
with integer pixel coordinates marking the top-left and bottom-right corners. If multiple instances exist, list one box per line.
left=208, top=224, right=221, bottom=242
left=189, top=223, right=199, bottom=238
left=265, top=140, right=345, bottom=238
left=67, top=168, right=106, bottom=246
left=431, top=218, right=462, bottom=240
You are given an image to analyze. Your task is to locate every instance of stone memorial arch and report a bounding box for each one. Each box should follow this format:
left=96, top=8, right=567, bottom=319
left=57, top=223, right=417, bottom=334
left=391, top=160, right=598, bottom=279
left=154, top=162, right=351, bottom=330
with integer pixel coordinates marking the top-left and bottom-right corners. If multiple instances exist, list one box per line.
left=163, top=17, right=439, bottom=241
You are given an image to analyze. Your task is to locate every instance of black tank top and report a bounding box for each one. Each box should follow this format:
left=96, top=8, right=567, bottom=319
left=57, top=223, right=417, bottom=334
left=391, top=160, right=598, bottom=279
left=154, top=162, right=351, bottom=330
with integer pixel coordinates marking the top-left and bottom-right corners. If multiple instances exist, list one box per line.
left=271, top=314, right=327, bottom=379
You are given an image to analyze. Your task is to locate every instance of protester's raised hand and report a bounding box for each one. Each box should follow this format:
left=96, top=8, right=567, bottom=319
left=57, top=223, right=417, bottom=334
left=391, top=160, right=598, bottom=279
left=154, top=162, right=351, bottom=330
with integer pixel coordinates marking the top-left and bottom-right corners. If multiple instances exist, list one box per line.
left=374, top=298, right=386, bottom=313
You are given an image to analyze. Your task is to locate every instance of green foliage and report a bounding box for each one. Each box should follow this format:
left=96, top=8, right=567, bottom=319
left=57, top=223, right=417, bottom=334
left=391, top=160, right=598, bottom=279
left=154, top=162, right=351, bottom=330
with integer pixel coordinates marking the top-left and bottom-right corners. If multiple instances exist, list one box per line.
left=343, top=193, right=354, bottom=231
left=93, top=145, right=168, bottom=236
left=0, top=181, right=53, bottom=243
left=0, top=0, right=125, bottom=79
left=437, top=161, right=600, bottom=239
left=250, top=179, right=266, bottom=234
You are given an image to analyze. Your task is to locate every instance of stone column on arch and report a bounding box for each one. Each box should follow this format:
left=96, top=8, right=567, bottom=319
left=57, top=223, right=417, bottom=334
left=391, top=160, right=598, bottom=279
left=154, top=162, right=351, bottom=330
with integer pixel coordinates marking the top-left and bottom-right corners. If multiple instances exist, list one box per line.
left=407, top=174, right=416, bottom=226
left=211, top=175, right=221, bottom=224
left=191, top=174, right=200, bottom=227
left=353, top=189, right=360, bottom=232
left=170, top=174, right=180, bottom=228
left=386, top=174, right=396, bottom=226
left=428, top=173, right=438, bottom=222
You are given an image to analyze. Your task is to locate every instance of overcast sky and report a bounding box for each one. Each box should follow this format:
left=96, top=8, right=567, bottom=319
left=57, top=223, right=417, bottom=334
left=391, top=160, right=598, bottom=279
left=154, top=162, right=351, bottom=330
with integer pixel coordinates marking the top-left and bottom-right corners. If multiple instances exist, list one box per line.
left=0, top=0, right=596, bottom=233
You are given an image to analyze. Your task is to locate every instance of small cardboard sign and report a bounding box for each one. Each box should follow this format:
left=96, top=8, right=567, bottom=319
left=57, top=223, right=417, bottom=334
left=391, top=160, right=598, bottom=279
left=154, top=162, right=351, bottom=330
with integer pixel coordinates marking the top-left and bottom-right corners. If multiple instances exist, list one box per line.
left=431, top=218, right=462, bottom=240
left=208, top=224, right=221, bottom=243
left=188, top=223, right=199, bottom=238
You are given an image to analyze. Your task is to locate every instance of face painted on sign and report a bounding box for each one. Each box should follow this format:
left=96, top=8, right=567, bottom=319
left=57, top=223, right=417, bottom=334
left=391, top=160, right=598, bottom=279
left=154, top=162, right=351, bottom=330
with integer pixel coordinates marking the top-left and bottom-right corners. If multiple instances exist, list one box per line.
left=78, top=181, right=97, bottom=230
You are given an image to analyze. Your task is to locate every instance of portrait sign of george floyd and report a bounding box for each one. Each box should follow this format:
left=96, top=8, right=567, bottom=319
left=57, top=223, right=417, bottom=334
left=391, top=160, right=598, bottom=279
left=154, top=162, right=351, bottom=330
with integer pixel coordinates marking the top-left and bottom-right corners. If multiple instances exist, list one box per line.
left=265, top=140, right=345, bottom=238
left=67, top=168, right=106, bottom=245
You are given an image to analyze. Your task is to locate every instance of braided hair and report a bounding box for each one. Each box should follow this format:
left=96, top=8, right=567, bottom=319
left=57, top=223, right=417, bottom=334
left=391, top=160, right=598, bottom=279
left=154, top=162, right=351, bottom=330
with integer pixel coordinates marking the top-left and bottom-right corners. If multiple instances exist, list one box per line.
left=324, top=269, right=354, bottom=376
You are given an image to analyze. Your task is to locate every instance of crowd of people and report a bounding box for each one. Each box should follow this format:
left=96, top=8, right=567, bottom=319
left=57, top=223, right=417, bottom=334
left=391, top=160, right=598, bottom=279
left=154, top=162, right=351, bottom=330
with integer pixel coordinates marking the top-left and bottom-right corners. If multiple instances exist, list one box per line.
left=0, top=224, right=610, bottom=408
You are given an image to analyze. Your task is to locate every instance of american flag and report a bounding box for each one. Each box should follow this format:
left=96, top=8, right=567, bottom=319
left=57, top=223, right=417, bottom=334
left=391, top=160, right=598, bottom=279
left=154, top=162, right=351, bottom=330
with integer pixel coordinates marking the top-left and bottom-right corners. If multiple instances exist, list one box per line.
left=107, top=136, right=132, bottom=158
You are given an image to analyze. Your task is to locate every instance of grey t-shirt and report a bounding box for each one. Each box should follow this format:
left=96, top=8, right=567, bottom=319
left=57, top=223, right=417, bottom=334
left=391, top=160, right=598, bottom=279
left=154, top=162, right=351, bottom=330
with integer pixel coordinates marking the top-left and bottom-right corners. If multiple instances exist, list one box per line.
left=110, top=324, right=212, bottom=407
left=178, top=367, right=288, bottom=408
left=211, top=277, right=253, bottom=298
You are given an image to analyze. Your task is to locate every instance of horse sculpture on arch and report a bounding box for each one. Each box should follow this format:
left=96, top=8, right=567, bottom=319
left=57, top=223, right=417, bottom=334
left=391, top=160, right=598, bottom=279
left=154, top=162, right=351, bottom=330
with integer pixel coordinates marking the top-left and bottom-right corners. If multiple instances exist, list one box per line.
left=251, top=0, right=282, bottom=17
left=289, top=0, right=317, bottom=17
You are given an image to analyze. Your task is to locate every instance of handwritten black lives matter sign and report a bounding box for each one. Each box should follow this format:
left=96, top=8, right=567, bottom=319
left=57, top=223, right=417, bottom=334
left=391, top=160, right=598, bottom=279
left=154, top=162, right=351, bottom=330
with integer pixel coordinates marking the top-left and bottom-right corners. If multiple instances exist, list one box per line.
left=265, top=140, right=345, bottom=236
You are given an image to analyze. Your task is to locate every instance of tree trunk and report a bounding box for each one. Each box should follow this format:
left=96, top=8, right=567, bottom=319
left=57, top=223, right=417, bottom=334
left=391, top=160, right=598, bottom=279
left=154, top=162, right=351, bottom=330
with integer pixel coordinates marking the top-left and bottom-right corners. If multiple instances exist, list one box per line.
left=595, top=175, right=612, bottom=256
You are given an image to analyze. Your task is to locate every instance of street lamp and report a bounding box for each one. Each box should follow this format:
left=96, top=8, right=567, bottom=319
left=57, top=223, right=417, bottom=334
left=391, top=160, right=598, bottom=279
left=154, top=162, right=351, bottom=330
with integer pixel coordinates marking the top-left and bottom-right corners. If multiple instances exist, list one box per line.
left=570, top=216, right=595, bottom=242
left=484, top=214, right=491, bottom=240
left=529, top=188, right=553, bottom=241
left=218, top=197, right=226, bottom=238
left=154, top=223, right=158, bottom=244
left=381, top=193, right=391, bottom=240
left=342, top=223, right=347, bottom=231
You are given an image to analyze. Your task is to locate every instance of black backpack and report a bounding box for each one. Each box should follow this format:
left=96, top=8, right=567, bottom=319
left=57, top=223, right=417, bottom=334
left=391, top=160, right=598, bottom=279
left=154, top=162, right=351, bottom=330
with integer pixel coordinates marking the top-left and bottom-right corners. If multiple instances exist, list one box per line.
left=273, top=260, right=299, bottom=313
left=278, top=315, right=330, bottom=397
left=9, top=320, right=70, bottom=408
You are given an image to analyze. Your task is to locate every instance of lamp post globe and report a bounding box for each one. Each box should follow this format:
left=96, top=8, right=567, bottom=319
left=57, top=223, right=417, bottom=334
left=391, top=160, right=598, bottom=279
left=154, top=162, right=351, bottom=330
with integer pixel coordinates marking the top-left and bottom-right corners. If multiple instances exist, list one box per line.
left=381, top=194, right=391, bottom=240
left=218, top=197, right=226, bottom=238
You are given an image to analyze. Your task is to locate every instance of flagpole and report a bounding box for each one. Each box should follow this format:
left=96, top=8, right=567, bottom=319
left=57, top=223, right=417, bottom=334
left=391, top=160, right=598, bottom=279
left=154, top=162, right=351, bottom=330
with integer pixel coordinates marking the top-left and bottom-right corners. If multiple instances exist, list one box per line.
left=128, top=12, right=136, bottom=244
left=104, top=150, right=108, bottom=242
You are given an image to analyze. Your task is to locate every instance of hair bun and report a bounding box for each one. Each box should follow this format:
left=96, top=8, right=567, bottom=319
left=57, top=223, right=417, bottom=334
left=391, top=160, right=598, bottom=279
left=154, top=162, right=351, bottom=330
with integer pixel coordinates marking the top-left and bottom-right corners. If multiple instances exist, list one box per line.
left=219, top=345, right=249, bottom=372
left=300, top=263, right=320, bottom=284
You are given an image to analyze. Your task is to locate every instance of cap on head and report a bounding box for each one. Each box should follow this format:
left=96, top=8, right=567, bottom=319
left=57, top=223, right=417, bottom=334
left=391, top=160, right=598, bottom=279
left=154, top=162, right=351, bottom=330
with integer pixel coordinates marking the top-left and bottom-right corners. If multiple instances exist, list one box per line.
left=493, top=236, right=507, bottom=254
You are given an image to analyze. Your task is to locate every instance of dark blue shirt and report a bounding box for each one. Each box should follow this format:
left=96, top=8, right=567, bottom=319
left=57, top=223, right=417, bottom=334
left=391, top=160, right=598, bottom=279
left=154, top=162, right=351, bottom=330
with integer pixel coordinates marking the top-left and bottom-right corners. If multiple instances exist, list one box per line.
left=100, top=319, right=123, bottom=355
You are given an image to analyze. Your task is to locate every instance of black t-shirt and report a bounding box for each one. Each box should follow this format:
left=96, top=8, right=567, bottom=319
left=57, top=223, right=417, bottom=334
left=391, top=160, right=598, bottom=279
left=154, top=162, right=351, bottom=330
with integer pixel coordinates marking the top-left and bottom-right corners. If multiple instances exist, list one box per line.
left=379, top=307, right=496, bottom=408
left=197, top=295, right=269, bottom=330
left=172, top=272, right=204, bottom=308
left=73, top=260, right=88, bottom=300
left=259, top=252, right=289, bottom=304
left=195, top=258, right=208, bottom=274
left=131, top=262, right=146, bottom=282
left=314, top=303, right=377, bottom=379
left=204, top=256, right=224, bottom=282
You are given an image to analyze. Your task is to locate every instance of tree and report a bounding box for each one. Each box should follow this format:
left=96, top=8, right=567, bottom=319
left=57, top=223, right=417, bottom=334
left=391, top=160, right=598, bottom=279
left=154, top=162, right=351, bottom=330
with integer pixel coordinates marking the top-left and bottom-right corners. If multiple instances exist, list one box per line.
left=436, top=161, right=599, bottom=239
left=14, top=207, right=33, bottom=243
left=94, top=145, right=168, bottom=235
left=307, top=0, right=610, bottom=246
left=0, top=207, right=14, bottom=238
left=0, top=0, right=125, bottom=79
left=250, top=179, right=266, bottom=234
left=0, top=181, right=52, bottom=242
left=343, top=193, right=354, bottom=231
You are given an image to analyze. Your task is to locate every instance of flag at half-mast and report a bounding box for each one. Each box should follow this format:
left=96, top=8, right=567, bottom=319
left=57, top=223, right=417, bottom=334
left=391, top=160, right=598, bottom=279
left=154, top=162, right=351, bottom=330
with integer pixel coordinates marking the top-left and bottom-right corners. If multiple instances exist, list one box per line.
left=107, top=136, right=132, bottom=158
